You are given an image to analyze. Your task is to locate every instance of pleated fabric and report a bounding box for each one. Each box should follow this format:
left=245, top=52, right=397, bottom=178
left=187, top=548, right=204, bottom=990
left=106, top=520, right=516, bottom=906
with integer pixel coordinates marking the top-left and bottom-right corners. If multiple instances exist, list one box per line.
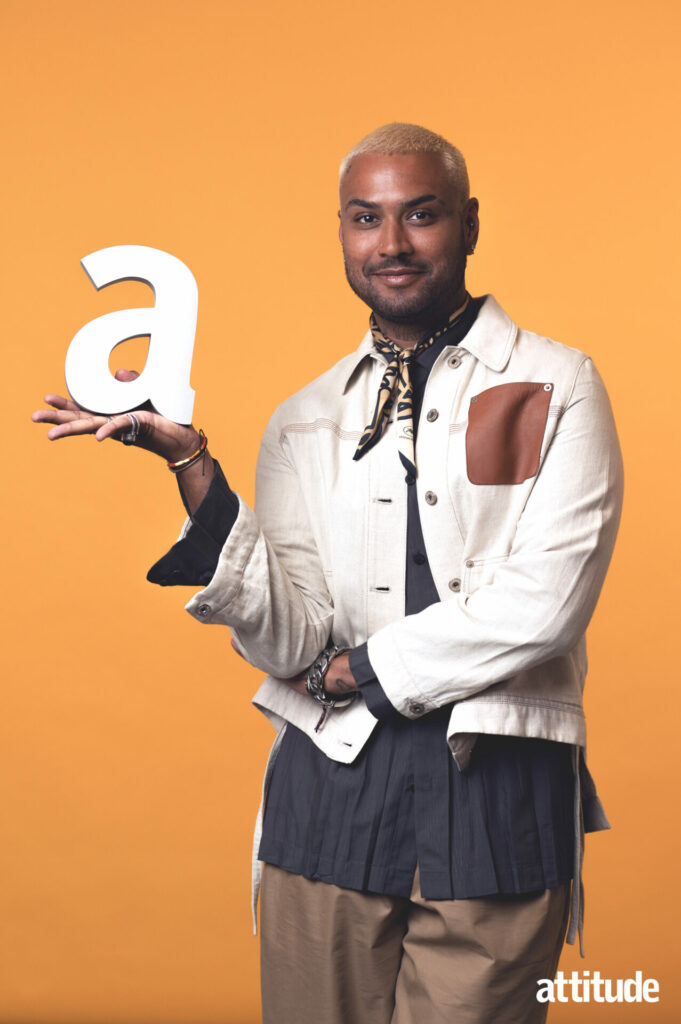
left=258, top=715, right=575, bottom=901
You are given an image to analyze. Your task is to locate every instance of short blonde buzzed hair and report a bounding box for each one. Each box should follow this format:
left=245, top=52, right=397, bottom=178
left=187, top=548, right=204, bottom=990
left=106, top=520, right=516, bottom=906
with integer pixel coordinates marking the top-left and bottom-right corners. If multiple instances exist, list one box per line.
left=339, top=122, right=470, bottom=206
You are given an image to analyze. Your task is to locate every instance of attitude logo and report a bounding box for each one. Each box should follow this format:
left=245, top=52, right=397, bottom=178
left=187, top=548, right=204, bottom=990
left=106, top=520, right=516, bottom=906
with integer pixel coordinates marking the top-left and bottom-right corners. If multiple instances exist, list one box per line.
left=536, top=971, right=659, bottom=1004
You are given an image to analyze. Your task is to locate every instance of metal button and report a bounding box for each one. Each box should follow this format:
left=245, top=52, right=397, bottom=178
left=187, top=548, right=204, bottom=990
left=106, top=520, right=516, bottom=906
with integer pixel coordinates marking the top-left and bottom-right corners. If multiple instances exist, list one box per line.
left=409, top=702, right=425, bottom=716
left=448, top=578, right=461, bottom=592
left=413, top=552, right=426, bottom=565
left=426, top=408, right=439, bottom=422
left=465, top=559, right=475, bottom=568
left=447, top=354, right=462, bottom=369
left=544, top=383, right=552, bottom=391
left=197, top=603, right=211, bottom=618
left=425, top=491, right=437, bottom=505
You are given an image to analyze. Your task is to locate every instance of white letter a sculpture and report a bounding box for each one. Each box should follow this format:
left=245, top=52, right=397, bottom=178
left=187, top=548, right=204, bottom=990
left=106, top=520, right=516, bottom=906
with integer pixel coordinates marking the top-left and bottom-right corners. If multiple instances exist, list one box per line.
left=65, top=245, right=198, bottom=424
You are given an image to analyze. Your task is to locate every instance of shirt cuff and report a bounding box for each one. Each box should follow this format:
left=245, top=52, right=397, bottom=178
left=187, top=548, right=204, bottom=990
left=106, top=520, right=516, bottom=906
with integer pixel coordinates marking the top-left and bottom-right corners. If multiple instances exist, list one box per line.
left=349, top=644, right=396, bottom=720
left=146, top=459, right=240, bottom=586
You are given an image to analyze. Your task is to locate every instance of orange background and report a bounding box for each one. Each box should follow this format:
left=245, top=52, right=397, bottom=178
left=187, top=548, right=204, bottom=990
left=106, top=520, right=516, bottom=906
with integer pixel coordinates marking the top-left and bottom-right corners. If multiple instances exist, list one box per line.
left=3, top=0, right=680, bottom=1021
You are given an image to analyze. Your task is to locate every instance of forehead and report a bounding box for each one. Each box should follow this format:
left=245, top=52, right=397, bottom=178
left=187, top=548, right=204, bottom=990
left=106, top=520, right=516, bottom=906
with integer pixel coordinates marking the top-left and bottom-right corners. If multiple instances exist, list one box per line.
left=340, top=152, right=456, bottom=208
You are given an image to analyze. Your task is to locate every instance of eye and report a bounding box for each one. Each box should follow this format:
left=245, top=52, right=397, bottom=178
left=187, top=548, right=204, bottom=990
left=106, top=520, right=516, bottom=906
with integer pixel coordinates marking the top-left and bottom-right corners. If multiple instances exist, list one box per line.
left=355, top=213, right=378, bottom=225
left=408, top=209, right=434, bottom=222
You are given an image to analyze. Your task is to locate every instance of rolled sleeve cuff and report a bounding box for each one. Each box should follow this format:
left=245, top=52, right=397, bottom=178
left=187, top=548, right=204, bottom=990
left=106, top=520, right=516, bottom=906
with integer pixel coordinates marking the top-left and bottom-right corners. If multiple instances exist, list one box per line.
left=349, top=643, right=396, bottom=720
left=146, top=460, right=239, bottom=586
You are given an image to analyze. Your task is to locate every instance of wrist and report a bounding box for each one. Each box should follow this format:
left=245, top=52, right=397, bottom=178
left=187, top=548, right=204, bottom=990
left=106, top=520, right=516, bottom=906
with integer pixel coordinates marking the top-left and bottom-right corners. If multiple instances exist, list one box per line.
left=306, top=648, right=357, bottom=700
left=306, top=645, right=356, bottom=733
left=166, top=428, right=202, bottom=465
left=167, top=430, right=208, bottom=472
left=324, top=652, right=358, bottom=696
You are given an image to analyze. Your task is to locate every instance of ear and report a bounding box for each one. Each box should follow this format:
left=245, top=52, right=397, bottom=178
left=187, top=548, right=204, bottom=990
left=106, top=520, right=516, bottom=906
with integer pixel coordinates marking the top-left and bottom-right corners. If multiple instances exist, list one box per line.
left=463, top=198, right=480, bottom=253
left=338, top=210, right=344, bottom=244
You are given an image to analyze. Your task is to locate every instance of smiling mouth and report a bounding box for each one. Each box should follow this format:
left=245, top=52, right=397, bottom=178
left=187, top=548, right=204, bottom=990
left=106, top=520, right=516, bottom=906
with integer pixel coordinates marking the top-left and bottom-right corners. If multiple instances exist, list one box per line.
left=371, top=268, right=424, bottom=285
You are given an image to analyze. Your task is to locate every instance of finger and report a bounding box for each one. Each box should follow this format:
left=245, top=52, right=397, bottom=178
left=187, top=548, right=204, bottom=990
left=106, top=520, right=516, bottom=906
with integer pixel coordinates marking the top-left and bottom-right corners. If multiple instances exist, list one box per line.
left=43, top=394, right=83, bottom=413
left=114, top=368, right=140, bottom=382
left=94, top=411, right=151, bottom=443
left=32, top=409, right=78, bottom=427
left=281, top=678, right=309, bottom=697
left=44, top=416, right=107, bottom=440
left=94, top=413, right=136, bottom=442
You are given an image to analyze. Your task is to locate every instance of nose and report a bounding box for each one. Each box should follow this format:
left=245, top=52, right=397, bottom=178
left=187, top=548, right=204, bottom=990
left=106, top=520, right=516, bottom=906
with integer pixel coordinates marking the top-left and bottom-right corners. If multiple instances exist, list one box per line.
left=379, top=217, right=414, bottom=258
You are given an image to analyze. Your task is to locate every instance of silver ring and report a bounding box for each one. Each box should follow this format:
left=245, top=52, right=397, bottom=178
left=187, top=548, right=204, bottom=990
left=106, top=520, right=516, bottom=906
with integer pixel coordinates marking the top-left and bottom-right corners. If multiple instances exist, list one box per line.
left=121, top=411, right=140, bottom=446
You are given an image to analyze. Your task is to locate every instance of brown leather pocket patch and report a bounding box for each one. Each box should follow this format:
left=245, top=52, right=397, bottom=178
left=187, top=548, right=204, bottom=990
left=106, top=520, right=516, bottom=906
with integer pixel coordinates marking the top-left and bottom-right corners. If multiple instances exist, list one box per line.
left=466, top=382, right=553, bottom=485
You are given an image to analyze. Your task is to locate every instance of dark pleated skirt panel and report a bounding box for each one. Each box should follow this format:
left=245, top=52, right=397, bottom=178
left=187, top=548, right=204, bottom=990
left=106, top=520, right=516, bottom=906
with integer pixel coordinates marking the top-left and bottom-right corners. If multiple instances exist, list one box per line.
left=258, top=711, right=575, bottom=901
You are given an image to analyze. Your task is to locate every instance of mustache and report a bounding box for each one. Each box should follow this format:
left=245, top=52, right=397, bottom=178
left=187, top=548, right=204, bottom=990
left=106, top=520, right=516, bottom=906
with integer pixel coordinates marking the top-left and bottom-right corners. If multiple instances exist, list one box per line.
left=368, top=258, right=429, bottom=273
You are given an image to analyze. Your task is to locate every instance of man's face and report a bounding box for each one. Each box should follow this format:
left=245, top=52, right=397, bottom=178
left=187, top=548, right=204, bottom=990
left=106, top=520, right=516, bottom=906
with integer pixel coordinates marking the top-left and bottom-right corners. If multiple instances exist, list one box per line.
left=338, top=152, right=478, bottom=326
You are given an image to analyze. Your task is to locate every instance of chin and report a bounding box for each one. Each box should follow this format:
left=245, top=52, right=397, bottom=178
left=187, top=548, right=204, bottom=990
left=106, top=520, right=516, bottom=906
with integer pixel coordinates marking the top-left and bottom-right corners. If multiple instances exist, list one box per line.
left=370, top=292, right=439, bottom=323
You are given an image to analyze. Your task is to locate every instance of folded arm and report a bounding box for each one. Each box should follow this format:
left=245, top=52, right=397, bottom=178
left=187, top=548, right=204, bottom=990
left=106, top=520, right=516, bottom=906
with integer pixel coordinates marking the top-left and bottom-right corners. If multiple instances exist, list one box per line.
left=367, top=357, right=624, bottom=716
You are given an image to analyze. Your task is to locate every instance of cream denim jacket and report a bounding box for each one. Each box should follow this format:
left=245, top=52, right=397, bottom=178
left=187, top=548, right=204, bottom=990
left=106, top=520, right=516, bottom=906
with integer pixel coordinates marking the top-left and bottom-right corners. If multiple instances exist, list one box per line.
left=185, top=295, right=623, bottom=774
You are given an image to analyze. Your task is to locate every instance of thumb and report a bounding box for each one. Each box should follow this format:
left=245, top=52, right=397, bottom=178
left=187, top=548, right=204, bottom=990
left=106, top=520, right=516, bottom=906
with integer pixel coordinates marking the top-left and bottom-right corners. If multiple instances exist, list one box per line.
left=114, top=368, right=140, bottom=382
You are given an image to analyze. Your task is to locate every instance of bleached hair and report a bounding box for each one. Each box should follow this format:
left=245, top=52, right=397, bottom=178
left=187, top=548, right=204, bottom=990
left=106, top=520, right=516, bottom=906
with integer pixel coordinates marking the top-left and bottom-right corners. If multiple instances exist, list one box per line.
left=339, top=123, right=470, bottom=206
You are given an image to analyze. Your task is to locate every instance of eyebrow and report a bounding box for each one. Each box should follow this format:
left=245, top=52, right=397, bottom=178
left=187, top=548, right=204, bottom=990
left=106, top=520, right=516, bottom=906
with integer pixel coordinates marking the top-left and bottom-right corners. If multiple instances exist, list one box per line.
left=345, top=193, right=443, bottom=211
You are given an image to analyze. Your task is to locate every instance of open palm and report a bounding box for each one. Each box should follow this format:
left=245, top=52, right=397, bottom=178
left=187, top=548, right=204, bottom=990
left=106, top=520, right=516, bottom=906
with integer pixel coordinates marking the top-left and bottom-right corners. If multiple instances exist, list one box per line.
left=31, top=369, right=200, bottom=463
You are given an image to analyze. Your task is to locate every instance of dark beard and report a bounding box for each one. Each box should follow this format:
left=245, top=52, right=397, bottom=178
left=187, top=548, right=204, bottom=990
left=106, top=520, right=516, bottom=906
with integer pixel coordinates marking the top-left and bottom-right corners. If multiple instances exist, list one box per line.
left=343, top=252, right=467, bottom=325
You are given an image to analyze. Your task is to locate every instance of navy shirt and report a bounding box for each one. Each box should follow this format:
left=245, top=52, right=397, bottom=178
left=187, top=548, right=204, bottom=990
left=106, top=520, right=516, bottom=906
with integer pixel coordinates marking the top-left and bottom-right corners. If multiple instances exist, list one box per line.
left=149, top=298, right=575, bottom=899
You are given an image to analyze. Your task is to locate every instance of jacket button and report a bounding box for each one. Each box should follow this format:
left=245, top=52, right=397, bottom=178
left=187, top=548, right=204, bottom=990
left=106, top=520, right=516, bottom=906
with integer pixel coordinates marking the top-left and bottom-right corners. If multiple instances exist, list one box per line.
left=448, top=578, right=461, bottom=592
left=426, top=408, right=439, bottom=422
left=447, top=353, right=462, bottom=368
left=409, top=702, right=425, bottom=716
left=425, top=491, right=438, bottom=505
left=465, top=559, right=475, bottom=568
left=197, top=603, right=211, bottom=618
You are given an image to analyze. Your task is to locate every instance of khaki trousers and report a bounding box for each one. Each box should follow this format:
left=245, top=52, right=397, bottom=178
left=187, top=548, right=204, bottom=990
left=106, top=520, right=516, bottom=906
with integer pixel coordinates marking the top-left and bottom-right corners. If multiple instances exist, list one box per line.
left=260, top=864, right=569, bottom=1024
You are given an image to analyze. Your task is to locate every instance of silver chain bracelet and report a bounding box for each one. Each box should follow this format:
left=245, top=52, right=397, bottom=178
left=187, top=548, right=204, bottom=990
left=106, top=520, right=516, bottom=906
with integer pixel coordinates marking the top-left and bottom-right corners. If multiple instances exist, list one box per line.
left=306, top=643, right=354, bottom=732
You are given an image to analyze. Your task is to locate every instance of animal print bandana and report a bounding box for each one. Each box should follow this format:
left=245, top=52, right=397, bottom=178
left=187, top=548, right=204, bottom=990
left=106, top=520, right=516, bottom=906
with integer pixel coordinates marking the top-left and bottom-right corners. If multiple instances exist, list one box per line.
left=353, top=296, right=469, bottom=475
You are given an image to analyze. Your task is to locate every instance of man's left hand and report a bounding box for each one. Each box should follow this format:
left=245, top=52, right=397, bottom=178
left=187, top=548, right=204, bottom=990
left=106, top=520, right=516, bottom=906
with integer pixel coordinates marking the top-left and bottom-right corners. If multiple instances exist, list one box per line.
left=279, top=652, right=359, bottom=698
left=230, top=643, right=359, bottom=698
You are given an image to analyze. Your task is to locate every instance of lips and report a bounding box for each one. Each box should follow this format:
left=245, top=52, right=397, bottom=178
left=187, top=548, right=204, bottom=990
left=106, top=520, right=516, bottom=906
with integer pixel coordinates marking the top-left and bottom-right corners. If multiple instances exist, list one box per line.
left=371, top=268, right=424, bottom=286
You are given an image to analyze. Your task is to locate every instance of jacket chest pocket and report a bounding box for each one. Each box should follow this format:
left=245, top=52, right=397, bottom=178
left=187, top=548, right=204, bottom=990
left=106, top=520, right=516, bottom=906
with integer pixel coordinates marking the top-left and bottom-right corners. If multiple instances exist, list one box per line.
left=465, top=381, right=553, bottom=485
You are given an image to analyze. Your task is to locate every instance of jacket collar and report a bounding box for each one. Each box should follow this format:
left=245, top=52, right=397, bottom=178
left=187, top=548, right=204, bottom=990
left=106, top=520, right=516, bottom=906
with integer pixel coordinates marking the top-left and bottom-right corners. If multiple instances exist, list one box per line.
left=458, top=295, right=518, bottom=371
left=340, top=294, right=518, bottom=393
left=340, top=331, right=380, bottom=394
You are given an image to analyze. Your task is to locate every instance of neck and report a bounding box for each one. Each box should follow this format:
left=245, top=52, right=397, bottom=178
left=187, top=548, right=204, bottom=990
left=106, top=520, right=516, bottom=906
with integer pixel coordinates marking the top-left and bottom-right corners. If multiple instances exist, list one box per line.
left=373, top=286, right=469, bottom=349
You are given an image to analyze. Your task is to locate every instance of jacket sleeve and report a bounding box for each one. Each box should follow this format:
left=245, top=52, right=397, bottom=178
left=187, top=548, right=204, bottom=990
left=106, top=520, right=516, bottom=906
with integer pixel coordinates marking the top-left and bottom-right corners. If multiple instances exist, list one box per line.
left=366, top=357, right=624, bottom=717
left=348, top=643, right=396, bottom=720
left=146, top=461, right=239, bottom=587
left=183, top=412, right=334, bottom=678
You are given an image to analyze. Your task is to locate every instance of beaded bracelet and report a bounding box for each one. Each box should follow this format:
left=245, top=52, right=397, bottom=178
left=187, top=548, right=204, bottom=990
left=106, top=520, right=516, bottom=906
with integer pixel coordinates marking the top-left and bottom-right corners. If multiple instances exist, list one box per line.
left=167, top=430, right=208, bottom=473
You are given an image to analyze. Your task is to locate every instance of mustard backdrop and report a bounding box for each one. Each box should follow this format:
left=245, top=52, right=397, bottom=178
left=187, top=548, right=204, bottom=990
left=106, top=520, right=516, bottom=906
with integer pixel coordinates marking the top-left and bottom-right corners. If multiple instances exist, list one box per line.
left=3, top=0, right=679, bottom=1021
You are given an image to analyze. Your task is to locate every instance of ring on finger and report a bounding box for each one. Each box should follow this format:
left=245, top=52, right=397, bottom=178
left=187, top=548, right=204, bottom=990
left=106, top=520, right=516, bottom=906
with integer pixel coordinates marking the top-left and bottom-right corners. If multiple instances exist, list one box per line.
left=121, top=412, right=141, bottom=446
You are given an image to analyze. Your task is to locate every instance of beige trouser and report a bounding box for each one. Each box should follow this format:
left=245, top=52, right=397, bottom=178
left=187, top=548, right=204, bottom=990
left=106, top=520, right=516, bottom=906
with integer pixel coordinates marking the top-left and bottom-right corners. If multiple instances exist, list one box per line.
left=260, top=864, right=570, bottom=1024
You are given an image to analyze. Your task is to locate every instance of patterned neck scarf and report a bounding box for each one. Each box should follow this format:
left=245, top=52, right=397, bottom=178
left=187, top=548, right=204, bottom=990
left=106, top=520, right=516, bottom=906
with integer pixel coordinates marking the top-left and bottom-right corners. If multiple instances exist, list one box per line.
left=353, top=296, right=470, bottom=475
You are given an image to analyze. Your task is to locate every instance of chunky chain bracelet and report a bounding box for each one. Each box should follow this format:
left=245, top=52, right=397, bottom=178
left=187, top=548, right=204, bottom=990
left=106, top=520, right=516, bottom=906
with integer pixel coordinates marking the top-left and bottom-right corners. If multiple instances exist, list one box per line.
left=306, top=644, right=354, bottom=732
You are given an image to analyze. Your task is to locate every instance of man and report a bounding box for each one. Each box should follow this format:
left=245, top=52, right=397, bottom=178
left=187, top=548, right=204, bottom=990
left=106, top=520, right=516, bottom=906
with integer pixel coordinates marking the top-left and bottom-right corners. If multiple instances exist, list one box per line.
left=33, top=123, right=623, bottom=1024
